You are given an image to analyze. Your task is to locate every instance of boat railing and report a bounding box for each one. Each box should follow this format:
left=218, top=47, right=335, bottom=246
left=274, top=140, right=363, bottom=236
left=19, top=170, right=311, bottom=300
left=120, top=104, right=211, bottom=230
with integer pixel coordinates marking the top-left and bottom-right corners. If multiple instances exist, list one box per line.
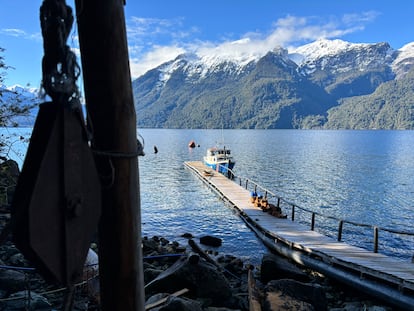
left=222, top=165, right=414, bottom=260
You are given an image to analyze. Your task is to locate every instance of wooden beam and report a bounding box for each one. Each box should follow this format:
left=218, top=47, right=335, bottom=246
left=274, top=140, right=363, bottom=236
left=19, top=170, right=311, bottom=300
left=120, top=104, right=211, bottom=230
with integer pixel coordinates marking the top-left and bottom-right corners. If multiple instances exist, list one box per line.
left=73, top=0, right=144, bottom=310
left=248, top=269, right=262, bottom=311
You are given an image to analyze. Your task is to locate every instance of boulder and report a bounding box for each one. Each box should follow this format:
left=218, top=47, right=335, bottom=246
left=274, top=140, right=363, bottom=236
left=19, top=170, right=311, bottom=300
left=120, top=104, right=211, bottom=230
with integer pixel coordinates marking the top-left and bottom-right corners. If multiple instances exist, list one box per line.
left=265, top=279, right=327, bottom=311
left=0, top=269, right=27, bottom=291
left=145, top=255, right=232, bottom=306
left=263, top=291, right=314, bottom=311
left=260, top=253, right=309, bottom=283
left=218, top=255, right=245, bottom=275
left=181, top=233, right=193, bottom=239
left=200, top=235, right=222, bottom=247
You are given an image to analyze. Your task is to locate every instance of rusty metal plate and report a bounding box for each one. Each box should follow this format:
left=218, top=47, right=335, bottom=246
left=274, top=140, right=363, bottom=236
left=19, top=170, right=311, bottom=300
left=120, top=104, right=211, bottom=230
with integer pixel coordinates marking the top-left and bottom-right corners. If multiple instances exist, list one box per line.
left=12, top=101, right=101, bottom=285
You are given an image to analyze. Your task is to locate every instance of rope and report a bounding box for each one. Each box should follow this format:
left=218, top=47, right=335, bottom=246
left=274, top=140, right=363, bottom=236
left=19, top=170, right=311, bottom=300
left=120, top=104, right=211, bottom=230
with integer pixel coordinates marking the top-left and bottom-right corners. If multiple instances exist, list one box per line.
left=92, top=135, right=145, bottom=158
left=40, top=0, right=80, bottom=107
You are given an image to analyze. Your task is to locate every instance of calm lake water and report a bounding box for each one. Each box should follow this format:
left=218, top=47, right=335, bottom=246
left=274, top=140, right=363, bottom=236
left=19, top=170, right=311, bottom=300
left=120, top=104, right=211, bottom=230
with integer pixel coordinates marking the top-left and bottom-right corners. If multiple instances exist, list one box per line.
left=3, top=128, right=414, bottom=263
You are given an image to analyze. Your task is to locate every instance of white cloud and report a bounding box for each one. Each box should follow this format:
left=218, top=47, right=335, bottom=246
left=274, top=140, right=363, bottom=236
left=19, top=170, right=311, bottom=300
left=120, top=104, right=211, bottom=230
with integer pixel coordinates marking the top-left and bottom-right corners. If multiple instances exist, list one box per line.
left=129, top=45, right=186, bottom=78
left=1, top=28, right=27, bottom=37
left=1, top=28, right=41, bottom=41
left=127, top=12, right=378, bottom=78
left=342, top=11, right=380, bottom=25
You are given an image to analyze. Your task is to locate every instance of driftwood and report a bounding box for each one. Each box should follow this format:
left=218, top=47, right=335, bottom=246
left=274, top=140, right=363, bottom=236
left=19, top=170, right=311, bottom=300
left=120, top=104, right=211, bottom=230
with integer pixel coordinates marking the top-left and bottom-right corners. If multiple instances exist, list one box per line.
left=145, top=288, right=189, bottom=310
left=188, top=238, right=241, bottom=280
left=248, top=269, right=262, bottom=311
left=188, top=239, right=221, bottom=269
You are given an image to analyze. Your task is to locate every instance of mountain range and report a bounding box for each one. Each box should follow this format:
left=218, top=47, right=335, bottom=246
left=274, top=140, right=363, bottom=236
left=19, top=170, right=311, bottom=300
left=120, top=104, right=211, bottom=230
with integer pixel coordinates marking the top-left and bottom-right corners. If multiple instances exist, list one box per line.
left=3, top=39, right=414, bottom=130
left=132, top=39, right=414, bottom=129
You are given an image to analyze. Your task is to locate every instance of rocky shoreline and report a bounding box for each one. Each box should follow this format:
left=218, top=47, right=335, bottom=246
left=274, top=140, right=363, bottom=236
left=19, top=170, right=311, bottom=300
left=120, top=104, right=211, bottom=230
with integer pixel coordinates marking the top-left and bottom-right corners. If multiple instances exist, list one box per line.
left=0, top=160, right=394, bottom=310
left=0, top=224, right=394, bottom=310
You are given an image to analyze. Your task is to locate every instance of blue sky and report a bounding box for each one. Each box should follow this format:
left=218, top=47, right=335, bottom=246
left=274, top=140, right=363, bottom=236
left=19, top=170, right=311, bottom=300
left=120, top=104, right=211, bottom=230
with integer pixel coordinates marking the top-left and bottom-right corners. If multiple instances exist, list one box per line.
left=1, top=0, right=413, bottom=87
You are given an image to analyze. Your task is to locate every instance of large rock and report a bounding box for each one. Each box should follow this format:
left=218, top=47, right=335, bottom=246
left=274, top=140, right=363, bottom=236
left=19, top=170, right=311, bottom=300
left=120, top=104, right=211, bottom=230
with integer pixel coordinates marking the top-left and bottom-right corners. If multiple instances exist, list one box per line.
left=260, top=253, right=309, bottom=283
left=264, top=291, right=314, bottom=311
left=200, top=235, right=222, bottom=247
left=0, top=269, right=26, bottom=292
left=145, top=255, right=233, bottom=306
left=265, top=279, right=327, bottom=311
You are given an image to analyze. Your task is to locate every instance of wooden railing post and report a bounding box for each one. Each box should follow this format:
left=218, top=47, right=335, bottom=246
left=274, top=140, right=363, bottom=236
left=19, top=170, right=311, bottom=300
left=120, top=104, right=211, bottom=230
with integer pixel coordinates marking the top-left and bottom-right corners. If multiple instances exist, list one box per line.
left=311, top=213, right=315, bottom=231
left=338, top=220, right=344, bottom=241
left=276, top=197, right=280, bottom=208
left=374, top=226, right=379, bottom=253
left=291, top=205, right=295, bottom=221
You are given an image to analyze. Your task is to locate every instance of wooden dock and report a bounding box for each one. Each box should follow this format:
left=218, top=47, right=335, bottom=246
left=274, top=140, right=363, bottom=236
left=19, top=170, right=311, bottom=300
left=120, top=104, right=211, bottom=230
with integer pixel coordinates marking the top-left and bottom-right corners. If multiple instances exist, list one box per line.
left=184, top=161, right=414, bottom=310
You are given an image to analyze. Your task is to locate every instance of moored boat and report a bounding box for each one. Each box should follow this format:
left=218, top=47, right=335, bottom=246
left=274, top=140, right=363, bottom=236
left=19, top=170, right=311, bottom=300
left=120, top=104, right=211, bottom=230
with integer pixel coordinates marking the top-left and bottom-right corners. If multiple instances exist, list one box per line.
left=203, top=146, right=235, bottom=178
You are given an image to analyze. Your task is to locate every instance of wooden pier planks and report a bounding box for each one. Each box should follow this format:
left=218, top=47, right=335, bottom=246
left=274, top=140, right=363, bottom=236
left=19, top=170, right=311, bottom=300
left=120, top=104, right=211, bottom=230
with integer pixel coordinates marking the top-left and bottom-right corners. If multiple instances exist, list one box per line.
left=184, top=161, right=414, bottom=292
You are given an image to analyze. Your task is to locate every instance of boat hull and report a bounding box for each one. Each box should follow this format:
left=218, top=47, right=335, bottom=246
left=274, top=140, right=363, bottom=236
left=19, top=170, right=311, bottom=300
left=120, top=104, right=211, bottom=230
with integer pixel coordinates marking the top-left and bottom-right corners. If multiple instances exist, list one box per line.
left=204, top=160, right=235, bottom=176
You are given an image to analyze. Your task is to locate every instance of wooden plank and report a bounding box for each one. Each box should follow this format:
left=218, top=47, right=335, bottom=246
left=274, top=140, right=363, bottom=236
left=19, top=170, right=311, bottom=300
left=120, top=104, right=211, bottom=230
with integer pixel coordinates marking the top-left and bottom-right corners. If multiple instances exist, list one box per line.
left=248, top=269, right=262, bottom=311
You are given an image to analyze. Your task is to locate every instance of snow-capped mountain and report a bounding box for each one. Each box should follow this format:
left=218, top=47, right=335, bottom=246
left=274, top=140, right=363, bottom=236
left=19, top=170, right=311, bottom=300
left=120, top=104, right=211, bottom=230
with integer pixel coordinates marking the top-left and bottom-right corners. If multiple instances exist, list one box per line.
left=292, top=39, right=395, bottom=76
left=391, top=42, right=414, bottom=79
left=4, top=84, right=39, bottom=97
left=4, top=39, right=412, bottom=129
left=132, top=38, right=414, bottom=129
left=0, top=84, right=41, bottom=127
left=147, top=39, right=409, bottom=85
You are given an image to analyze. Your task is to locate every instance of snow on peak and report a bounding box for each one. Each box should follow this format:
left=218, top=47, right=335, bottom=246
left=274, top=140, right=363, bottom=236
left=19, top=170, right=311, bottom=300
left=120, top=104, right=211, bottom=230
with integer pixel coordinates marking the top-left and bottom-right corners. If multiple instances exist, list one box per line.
left=392, top=42, right=414, bottom=79
left=5, top=84, right=39, bottom=96
left=158, top=43, right=266, bottom=84
left=153, top=38, right=414, bottom=84
left=290, top=39, right=373, bottom=65
left=156, top=36, right=286, bottom=83
left=197, top=39, right=264, bottom=67
left=394, top=42, right=414, bottom=62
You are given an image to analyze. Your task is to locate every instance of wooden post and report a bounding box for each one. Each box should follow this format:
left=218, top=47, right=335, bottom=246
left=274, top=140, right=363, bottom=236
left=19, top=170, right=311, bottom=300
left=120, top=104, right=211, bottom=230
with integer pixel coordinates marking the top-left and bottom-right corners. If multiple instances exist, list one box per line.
left=74, top=1, right=144, bottom=310
left=311, top=212, right=315, bottom=231
left=291, top=204, right=295, bottom=221
left=338, top=220, right=344, bottom=242
left=373, top=226, right=379, bottom=253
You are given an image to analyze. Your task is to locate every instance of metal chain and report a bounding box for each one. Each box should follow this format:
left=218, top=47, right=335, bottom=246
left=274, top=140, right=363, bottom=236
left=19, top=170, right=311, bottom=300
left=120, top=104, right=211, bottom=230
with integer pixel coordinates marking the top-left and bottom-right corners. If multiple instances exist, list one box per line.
left=40, top=0, right=80, bottom=108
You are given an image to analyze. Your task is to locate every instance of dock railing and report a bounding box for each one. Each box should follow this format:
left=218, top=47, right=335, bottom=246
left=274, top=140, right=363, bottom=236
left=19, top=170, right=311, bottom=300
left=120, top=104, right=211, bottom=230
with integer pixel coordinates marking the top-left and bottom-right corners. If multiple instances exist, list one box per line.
left=221, top=165, right=414, bottom=260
